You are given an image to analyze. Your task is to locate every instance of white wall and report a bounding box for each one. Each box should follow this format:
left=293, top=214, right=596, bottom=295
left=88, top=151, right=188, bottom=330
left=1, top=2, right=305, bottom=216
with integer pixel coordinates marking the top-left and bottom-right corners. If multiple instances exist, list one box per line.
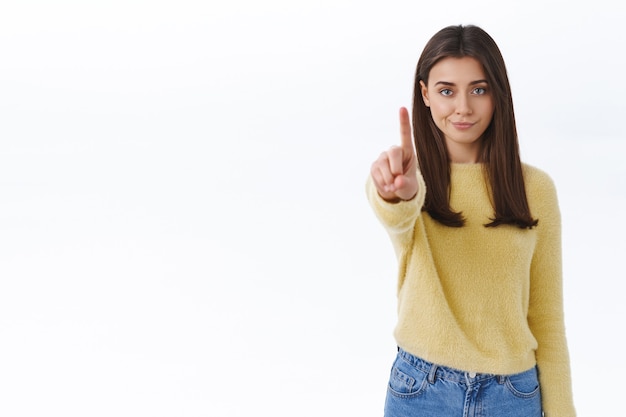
left=1, top=0, right=623, bottom=415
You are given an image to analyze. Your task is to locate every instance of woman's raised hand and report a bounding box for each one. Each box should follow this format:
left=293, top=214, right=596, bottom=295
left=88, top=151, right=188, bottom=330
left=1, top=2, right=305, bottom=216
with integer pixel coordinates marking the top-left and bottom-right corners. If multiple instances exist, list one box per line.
left=370, top=107, right=419, bottom=202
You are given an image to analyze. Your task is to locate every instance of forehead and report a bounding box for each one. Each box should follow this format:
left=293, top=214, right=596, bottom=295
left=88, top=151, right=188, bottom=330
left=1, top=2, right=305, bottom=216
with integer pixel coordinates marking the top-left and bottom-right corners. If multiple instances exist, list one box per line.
left=428, top=56, right=486, bottom=84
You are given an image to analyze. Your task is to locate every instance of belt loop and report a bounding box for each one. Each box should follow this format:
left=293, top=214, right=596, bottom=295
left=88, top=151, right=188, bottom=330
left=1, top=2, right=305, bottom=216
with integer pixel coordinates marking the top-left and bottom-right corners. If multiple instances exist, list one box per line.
left=427, top=363, right=438, bottom=384
left=497, top=375, right=506, bottom=384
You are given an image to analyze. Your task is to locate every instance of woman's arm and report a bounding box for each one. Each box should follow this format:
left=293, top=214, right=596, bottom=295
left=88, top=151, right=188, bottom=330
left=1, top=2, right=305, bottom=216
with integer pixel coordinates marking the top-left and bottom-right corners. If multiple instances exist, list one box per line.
left=526, top=170, right=576, bottom=416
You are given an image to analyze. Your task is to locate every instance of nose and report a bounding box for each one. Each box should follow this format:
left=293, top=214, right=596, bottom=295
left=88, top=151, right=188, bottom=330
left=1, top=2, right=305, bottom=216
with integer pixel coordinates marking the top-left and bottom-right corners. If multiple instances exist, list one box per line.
left=455, top=95, right=472, bottom=115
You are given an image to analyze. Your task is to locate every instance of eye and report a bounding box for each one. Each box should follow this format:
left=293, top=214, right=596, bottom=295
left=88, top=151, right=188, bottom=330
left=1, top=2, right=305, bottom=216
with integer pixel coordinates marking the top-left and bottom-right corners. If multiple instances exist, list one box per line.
left=439, top=89, right=453, bottom=97
left=472, top=87, right=487, bottom=95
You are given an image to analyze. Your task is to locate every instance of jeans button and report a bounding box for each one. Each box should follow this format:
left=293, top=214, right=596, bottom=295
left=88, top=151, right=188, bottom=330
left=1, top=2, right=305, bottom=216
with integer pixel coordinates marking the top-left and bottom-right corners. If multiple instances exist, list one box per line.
left=469, top=372, right=476, bottom=378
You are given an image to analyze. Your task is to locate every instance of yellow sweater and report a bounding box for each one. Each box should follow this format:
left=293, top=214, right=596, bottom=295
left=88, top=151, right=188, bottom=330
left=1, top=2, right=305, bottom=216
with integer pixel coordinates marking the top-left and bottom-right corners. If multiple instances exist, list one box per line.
left=367, top=163, right=575, bottom=416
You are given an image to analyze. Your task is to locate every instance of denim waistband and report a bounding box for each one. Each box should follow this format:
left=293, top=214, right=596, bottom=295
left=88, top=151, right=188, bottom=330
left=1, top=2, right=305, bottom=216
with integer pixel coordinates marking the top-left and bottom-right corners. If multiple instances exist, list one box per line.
left=397, top=347, right=508, bottom=384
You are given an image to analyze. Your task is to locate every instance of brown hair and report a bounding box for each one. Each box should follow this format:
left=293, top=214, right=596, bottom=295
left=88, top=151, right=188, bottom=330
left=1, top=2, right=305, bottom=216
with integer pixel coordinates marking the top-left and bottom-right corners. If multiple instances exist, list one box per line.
left=412, top=25, right=538, bottom=229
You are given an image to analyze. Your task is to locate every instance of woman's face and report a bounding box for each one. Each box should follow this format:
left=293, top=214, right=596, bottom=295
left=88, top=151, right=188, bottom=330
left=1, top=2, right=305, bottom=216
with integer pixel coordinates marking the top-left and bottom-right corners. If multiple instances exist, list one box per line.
left=420, top=56, right=494, bottom=163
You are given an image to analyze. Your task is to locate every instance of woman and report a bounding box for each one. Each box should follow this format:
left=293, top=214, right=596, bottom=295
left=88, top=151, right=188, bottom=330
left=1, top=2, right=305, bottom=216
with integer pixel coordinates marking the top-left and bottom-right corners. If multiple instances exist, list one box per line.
left=367, top=25, right=576, bottom=416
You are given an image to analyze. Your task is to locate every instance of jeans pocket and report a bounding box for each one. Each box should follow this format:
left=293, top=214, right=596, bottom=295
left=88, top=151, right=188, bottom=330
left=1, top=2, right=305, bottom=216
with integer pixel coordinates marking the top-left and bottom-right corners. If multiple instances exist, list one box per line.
left=387, top=356, right=429, bottom=398
left=504, top=367, right=540, bottom=399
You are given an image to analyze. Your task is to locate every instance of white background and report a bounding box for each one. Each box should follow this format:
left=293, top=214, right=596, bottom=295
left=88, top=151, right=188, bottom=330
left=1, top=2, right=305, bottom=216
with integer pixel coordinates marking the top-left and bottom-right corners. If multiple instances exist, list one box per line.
left=1, top=0, right=624, bottom=416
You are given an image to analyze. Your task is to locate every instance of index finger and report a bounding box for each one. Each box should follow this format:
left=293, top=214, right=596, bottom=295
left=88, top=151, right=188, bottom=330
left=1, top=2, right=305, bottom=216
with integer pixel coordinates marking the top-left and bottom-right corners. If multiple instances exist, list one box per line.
left=399, top=107, right=414, bottom=152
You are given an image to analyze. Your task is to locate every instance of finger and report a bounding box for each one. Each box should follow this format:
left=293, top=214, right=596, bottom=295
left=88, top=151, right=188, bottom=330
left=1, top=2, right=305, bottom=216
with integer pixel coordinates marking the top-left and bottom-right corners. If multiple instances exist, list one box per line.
left=371, top=166, right=395, bottom=195
left=387, top=146, right=403, bottom=176
left=370, top=169, right=386, bottom=192
left=371, top=153, right=394, bottom=187
left=399, top=107, right=414, bottom=153
left=377, top=154, right=396, bottom=186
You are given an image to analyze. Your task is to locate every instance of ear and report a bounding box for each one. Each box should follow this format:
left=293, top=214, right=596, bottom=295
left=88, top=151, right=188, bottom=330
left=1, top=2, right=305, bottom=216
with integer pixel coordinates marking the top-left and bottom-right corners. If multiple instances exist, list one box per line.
left=419, top=80, right=430, bottom=107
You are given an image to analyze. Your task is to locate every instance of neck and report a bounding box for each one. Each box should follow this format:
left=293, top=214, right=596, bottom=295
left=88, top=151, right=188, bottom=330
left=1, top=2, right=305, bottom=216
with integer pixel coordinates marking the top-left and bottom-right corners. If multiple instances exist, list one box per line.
left=446, top=138, right=481, bottom=163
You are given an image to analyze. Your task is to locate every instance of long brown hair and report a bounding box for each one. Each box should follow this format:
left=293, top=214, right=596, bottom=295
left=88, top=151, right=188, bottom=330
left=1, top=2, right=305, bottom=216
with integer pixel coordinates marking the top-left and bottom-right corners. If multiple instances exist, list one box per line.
left=413, top=25, right=538, bottom=229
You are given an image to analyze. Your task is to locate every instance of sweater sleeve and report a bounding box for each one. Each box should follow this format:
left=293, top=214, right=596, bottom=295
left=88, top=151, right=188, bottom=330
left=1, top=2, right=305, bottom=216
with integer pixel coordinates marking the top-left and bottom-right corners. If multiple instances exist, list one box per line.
left=365, top=171, right=426, bottom=257
left=526, top=172, right=576, bottom=417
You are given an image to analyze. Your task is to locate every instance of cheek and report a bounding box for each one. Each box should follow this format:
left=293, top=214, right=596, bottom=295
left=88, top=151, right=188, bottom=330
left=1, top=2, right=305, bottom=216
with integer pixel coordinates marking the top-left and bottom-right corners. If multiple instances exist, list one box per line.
left=481, top=100, right=495, bottom=120
left=429, top=101, right=450, bottom=120
left=431, top=108, right=452, bottom=130
left=483, top=110, right=495, bottom=126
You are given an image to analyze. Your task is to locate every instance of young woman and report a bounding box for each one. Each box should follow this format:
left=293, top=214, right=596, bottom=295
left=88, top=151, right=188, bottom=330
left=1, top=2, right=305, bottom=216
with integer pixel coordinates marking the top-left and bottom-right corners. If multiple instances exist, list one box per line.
left=367, top=25, right=576, bottom=416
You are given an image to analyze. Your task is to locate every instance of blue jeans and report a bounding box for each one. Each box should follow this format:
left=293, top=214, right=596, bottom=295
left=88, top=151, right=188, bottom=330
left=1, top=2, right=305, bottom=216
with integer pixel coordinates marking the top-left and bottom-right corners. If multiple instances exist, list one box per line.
left=384, top=348, right=542, bottom=417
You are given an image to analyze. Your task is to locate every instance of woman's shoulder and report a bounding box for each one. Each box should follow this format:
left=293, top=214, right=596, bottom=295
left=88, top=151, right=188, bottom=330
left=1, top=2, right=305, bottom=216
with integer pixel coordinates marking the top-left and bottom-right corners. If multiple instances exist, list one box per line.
left=522, top=163, right=556, bottom=190
left=521, top=163, right=559, bottom=207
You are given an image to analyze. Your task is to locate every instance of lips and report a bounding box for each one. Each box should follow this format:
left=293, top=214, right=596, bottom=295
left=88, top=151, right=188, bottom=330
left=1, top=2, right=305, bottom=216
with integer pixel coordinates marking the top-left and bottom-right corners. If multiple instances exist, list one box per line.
left=452, top=122, right=475, bottom=130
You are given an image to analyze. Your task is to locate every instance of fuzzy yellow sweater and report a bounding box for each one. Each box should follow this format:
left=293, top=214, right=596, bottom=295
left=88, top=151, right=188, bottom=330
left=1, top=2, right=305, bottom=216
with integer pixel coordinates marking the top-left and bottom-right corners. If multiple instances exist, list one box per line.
left=367, top=163, right=575, bottom=416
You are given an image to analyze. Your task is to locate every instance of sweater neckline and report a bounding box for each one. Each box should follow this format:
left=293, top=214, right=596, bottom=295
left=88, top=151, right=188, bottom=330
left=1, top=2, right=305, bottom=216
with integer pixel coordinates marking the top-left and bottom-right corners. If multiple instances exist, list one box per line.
left=450, top=162, right=484, bottom=169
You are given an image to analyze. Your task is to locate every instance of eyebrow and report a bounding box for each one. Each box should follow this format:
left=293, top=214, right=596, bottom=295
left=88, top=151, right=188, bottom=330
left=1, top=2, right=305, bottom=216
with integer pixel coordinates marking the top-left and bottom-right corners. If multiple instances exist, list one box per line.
left=434, top=79, right=489, bottom=87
